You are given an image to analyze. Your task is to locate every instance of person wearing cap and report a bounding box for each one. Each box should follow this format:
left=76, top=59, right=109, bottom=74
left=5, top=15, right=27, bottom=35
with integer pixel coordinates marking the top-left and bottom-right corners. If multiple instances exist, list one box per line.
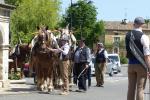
left=73, top=37, right=91, bottom=92
left=125, top=17, right=150, bottom=100
left=49, top=35, right=70, bottom=95
left=95, top=42, right=108, bottom=87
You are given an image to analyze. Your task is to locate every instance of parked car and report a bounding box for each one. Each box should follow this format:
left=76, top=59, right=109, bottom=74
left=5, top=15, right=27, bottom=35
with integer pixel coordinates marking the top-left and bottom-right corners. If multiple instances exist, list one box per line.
left=89, top=53, right=121, bottom=76
left=89, top=55, right=95, bottom=76
left=106, top=54, right=121, bottom=76
left=107, top=54, right=121, bottom=67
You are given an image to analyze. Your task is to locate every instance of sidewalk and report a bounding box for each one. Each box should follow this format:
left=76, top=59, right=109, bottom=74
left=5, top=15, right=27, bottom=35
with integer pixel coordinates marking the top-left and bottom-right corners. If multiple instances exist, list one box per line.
left=0, top=79, right=36, bottom=95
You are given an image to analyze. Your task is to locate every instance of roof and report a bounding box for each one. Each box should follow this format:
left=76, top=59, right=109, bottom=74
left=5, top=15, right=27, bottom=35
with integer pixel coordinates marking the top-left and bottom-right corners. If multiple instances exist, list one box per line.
left=104, top=21, right=150, bottom=31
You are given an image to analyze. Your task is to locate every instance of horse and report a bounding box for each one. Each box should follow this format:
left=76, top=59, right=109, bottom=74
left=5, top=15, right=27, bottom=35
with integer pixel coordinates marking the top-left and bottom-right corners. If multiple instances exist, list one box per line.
left=54, top=27, right=77, bottom=87
left=31, top=29, right=58, bottom=92
left=9, top=43, right=31, bottom=78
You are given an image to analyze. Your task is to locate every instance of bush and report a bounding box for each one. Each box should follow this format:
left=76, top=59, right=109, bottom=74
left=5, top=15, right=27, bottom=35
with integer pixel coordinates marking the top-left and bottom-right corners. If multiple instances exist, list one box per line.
left=120, top=56, right=128, bottom=64
left=8, top=72, right=21, bottom=80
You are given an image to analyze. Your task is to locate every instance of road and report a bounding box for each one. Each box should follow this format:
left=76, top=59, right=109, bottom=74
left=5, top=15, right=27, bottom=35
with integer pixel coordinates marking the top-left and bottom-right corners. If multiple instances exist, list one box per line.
left=0, top=65, right=149, bottom=100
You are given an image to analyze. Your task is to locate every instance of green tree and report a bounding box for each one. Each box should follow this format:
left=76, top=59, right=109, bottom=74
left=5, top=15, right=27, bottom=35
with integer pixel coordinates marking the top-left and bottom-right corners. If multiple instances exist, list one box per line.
left=86, top=20, right=105, bottom=47
left=5, top=0, right=22, bottom=6
left=61, top=0, right=97, bottom=43
left=10, top=0, right=61, bottom=45
left=91, top=20, right=105, bottom=42
left=145, top=19, right=150, bottom=28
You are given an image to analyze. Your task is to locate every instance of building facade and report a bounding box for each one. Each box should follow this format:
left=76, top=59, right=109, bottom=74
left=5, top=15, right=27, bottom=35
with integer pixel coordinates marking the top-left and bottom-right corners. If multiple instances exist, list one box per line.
left=104, top=21, right=150, bottom=56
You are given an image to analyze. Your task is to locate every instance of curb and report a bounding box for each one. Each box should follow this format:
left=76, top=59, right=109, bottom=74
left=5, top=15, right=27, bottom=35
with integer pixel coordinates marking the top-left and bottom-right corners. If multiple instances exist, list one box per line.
left=0, top=83, right=36, bottom=95
left=10, top=79, right=26, bottom=84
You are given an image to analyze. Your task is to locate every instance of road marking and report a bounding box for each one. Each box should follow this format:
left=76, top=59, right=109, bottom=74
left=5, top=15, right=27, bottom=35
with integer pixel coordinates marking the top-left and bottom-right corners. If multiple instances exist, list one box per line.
left=105, top=77, right=128, bottom=83
left=105, top=73, right=128, bottom=83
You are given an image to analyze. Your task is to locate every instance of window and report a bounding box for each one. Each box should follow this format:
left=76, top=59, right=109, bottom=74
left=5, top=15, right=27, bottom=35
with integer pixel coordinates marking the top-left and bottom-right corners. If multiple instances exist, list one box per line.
left=114, top=37, right=120, bottom=42
left=113, top=36, right=120, bottom=53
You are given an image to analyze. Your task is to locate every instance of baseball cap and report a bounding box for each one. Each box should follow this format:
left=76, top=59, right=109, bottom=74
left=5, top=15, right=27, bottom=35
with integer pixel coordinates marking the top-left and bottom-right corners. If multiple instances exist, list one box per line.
left=97, top=42, right=104, bottom=47
left=61, top=35, right=69, bottom=41
left=134, top=17, right=145, bottom=24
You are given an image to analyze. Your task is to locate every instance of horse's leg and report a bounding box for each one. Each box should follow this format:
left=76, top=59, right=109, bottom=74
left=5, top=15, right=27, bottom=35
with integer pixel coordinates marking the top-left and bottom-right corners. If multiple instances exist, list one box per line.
left=14, top=58, right=18, bottom=73
left=53, top=62, right=58, bottom=89
left=8, top=62, right=13, bottom=79
left=20, top=63, right=24, bottom=79
left=40, top=68, right=45, bottom=91
left=36, top=64, right=42, bottom=90
left=58, top=60, right=63, bottom=88
left=48, top=65, right=54, bottom=92
left=43, top=68, right=48, bottom=91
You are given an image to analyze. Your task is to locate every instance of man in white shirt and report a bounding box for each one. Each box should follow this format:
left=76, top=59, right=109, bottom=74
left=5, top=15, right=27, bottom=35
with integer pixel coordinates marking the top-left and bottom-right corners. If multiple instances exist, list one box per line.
left=125, top=17, right=150, bottom=100
left=49, top=35, right=70, bottom=95
left=95, top=42, right=108, bottom=87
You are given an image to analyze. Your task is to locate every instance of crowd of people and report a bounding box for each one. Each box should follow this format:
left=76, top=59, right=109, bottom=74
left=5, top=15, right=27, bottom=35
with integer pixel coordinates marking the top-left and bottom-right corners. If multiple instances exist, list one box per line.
left=20, top=17, right=150, bottom=100
left=25, top=24, right=110, bottom=95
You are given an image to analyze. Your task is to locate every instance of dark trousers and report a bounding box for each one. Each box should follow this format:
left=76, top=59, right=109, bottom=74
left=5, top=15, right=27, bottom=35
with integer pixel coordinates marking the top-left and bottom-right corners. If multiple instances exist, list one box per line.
left=73, top=63, right=87, bottom=91
left=87, top=66, right=91, bottom=87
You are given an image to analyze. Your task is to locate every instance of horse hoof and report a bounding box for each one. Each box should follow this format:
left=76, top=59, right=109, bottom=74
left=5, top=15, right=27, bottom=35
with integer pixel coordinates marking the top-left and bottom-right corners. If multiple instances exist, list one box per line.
left=48, top=88, right=53, bottom=92
left=40, top=85, right=44, bottom=91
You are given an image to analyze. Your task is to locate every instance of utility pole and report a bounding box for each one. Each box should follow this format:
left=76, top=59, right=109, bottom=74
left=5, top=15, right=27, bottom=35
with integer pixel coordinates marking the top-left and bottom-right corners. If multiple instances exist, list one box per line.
left=70, top=0, right=73, bottom=30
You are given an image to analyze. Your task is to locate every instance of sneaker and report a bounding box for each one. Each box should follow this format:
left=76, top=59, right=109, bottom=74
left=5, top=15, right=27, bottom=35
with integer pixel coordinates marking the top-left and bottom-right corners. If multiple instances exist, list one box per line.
left=60, top=91, right=69, bottom=95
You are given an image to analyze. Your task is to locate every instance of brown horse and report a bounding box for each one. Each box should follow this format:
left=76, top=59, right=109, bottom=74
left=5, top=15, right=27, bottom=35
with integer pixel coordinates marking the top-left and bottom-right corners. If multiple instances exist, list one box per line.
left=31, top=30, right=58, bottom=92
left=9, top=43, right=31, bottom=78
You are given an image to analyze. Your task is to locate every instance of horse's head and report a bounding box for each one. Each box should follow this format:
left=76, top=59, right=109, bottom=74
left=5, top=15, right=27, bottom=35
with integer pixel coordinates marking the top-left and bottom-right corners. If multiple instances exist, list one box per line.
left=19, top=43, right=31, bottom=55
left=9, top=43, right=31, bottom=62
left=37, top=30, right=49, bottom=53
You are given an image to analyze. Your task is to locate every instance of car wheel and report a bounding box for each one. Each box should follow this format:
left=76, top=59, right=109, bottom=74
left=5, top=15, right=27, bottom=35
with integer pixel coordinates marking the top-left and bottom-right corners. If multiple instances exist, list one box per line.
left=109, top=69, right=114, bottom=77
left=118, top=69, right=121, bottom=73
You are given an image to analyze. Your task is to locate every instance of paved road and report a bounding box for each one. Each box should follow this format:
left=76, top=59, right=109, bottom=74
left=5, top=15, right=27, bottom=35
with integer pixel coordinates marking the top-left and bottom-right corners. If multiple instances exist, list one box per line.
left=0, top=68, right=127, bottom=100
left=0, top=66, right=149, bottom=100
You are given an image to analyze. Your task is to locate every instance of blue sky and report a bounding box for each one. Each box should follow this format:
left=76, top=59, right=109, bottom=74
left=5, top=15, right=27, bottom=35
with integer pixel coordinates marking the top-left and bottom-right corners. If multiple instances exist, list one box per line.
left=61, top=0, right=150, bottom=21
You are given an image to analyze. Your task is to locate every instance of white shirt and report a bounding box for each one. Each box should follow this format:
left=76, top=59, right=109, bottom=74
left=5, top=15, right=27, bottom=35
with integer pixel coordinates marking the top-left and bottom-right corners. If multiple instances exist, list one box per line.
left=134, top=28, right=150, bottom=56
left=52, top=43, right=70, bottom=60
left=98, top=48, right=108, bottom=58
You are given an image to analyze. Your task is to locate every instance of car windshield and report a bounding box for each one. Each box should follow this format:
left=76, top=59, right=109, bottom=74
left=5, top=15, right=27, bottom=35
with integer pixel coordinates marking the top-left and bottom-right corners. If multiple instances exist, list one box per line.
left=108, top=56, right=119, bottom=62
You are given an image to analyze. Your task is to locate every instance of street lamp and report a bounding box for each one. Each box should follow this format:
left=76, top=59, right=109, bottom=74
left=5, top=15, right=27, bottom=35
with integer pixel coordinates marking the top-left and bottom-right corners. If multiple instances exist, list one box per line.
left=70, top=0, right=73, bottom=30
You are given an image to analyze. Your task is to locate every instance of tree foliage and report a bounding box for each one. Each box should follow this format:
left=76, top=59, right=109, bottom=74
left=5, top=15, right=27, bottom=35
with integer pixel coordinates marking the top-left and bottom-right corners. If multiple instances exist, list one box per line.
left=62, top=0, right=97, bottom=40
left=145, top=19, right=150, bottom=28
left=10, top=0, right=61, bottom=45
left=91, top=20, right=105, bottom=42
left=5, top=0, right=22, bottom=6
left=61, top=0, right=105, bottom=47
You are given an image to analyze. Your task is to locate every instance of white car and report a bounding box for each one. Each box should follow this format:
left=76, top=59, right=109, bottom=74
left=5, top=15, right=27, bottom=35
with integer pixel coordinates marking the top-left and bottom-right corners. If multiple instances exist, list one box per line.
left=106, top=54, right=121, bottom=76
left=89, top=53, right=121, bottom=76
left=89, top=55, right=96, bottom=76
left=107, top=54, right=121, bottom=67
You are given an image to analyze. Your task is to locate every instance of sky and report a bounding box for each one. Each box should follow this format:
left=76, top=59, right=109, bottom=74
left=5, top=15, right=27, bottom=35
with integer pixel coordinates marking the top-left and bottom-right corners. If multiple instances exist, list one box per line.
left=61, top=0, right=150, bottom=21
